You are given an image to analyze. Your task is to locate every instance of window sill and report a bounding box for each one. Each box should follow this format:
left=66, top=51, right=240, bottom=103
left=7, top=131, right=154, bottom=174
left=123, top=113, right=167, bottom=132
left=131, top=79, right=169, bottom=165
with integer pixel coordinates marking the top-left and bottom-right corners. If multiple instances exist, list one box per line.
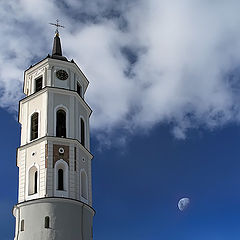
left=28, top=137, right=39, bottom=144
left=26, top=193, right=39, bottom=201
left=55, top=189, right=68, bottom=198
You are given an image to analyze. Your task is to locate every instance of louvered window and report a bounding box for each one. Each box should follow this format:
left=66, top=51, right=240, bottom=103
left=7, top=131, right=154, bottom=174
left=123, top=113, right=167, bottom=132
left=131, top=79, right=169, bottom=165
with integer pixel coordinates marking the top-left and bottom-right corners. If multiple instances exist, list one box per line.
left=81, top=118, right=85, bottom=147
left=35, top=77, right=43, bottom=92
left=31, top=113, right=38, bottom=140
left=56, top=110, right=66, bottom=138
left=58, top=169, right=64, bottom=190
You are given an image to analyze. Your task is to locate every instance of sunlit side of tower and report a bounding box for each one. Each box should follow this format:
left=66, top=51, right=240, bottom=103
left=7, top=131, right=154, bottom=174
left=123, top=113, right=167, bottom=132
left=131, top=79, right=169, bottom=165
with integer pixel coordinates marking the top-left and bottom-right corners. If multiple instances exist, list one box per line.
left=13, top=30, right=94, bottom=240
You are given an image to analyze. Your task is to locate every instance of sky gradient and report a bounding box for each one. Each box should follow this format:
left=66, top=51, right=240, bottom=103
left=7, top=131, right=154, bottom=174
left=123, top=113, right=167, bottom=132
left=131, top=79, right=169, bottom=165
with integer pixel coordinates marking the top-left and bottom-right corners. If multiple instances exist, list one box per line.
left=1, top=105, right=240, bottom=239
left=1, top=0, right=240, bottom=239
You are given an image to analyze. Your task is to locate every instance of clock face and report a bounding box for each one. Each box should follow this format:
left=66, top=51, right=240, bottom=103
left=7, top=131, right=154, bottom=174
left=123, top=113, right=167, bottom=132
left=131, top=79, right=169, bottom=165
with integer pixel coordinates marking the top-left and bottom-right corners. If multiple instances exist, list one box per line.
left=56, top=70, right=68, bottom=80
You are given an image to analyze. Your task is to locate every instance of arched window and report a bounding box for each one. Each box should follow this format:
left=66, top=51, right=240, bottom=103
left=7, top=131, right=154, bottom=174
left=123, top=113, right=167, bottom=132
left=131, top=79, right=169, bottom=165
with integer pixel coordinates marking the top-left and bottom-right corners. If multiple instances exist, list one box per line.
left=20, top=219, right=24, bottom=231
left=80, top=118, right=85, bottom=147
left=34, top=171, right=38, bottom=194
left=54, top=160, right=69, bottom=197
left=28, top=166, right=38, bottom=195
left=30, top=112, right=39, bottom=141
left=80, top=170, right=88, bottom=200
left=45, top=216, right=50, bottom=228
left=56, top=110, right=66, bottom=138
left=58, top=169, right=64, bottom=190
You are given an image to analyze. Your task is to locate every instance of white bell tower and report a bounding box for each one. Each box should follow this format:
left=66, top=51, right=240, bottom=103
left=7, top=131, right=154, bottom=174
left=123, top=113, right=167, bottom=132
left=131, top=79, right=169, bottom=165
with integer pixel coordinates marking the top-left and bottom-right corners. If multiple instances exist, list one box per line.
left=13, top=28, right=95, bottom=240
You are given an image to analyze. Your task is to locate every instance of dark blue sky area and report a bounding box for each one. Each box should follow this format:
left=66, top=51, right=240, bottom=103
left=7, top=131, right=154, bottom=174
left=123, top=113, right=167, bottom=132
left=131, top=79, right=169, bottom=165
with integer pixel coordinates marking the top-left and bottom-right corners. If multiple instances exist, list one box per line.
left=1, top=107, right=240, bottom=239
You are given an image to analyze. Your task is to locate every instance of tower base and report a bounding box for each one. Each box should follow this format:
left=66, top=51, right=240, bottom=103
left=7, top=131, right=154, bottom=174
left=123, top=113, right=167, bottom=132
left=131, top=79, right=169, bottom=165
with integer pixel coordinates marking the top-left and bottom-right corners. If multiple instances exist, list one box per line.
left=13, top=197, right=95, bottom=240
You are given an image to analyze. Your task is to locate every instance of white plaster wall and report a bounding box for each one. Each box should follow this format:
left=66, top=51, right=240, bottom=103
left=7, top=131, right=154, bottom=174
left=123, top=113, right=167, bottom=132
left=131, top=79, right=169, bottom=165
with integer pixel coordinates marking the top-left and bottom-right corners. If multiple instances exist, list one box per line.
left=17, top=140, right=47, bottom=203
left=69, top=145, right=75, bottom=199
left=24, top=58, right=89, bottom=96
left=76, top=145, right=92, bottom=205
left=13, top=198, right=94, bottom=240
left=53, top=66, right=70, bottom=89
left=18, top=149, right=26, bottom=203
left=20, top=92, right=48, bottom=146
left=46, top=142, right=54, bottom=197
left=18, top=137, right=92, bottom=204
left=39, top=143, right=47, bottom=197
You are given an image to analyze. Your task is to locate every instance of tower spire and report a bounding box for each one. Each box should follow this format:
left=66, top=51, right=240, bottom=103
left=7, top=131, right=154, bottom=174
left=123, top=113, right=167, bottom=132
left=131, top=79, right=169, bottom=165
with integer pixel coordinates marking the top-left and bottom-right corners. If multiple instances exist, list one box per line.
left=52, top=33, right=62, bottom=56
left=49, top=20, right=67, bottom=61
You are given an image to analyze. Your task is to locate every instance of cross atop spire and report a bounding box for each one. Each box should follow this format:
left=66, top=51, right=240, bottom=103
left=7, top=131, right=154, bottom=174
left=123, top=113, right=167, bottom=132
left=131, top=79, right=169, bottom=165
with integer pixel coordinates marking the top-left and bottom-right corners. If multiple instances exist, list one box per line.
left=49, top=19, right=65, bottom=36
left=49, top=20, right=67, bottom=61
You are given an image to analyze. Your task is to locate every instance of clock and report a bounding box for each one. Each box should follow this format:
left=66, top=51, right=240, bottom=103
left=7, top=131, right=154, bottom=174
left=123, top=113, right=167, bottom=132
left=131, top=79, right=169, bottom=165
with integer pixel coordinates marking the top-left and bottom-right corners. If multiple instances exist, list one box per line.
left=56, top=69, right=68, bottom=80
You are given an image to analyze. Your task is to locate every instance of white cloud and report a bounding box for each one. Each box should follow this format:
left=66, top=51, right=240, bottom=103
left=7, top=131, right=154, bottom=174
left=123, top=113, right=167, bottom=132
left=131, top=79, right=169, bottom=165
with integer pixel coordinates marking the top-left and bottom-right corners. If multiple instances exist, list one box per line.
left=1, top=0, right=240, bottom=142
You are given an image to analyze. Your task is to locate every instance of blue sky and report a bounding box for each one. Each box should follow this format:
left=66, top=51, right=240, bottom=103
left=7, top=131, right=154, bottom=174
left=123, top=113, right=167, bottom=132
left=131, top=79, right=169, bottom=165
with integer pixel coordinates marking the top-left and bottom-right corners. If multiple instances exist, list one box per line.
left=1, top=0, right=240, bottom=239
left=91, top=124, right=240, bottom=240
left=1, top=106, right=240, bottom=239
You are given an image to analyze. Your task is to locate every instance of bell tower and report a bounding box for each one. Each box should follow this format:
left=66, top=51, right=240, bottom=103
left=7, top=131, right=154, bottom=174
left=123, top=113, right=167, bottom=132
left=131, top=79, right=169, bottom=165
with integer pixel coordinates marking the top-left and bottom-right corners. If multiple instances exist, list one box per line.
left=13, top=28, right=94, bottom=240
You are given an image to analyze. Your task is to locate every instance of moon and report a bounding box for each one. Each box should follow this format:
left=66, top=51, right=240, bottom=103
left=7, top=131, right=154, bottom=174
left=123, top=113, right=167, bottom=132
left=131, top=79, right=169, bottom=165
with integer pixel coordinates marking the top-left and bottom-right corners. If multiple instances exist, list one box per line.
left=178, top=198, right=190, bottom=211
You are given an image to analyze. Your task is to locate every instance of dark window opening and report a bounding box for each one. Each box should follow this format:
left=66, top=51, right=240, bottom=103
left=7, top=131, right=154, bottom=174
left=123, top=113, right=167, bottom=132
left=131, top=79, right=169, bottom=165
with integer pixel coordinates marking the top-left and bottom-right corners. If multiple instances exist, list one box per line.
left=45, top=216, right=50, bottom=229
left=20, top=220, right=24, bottom=231
left=34, top=171, right=38, bottom=194
left=31, top=113, right=38, bottom=141
left=58, top=169, right=64, bottom=190
left=77, top=83, right=82, bottom=97
left=35, top=77, right=43, bottom=92
left=56, top=110, right=66, bottom=138
left=81, top=118, right=85, bottom=147
left=74, top=147, right=77, bottom=171
left=74, top=160, right=77, bottom=171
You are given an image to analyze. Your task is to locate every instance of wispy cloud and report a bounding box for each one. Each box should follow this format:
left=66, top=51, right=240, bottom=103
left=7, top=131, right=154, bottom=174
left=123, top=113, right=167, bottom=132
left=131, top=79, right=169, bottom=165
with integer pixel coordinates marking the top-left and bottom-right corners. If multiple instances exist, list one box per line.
left=1, top=0, right=240, bottom=142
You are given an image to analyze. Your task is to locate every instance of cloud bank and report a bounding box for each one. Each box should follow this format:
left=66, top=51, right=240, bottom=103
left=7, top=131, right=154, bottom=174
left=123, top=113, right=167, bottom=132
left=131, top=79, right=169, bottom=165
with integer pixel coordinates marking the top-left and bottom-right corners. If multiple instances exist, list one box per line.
left=1, top=0, right=240, bottom=142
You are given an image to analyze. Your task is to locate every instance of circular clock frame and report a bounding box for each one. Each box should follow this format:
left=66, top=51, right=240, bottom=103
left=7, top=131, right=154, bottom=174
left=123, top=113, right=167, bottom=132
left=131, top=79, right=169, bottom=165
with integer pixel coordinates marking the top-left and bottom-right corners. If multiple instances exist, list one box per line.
left=59, top=147, right=65, bottom=154
left=56, top=69, right=68, bottom=80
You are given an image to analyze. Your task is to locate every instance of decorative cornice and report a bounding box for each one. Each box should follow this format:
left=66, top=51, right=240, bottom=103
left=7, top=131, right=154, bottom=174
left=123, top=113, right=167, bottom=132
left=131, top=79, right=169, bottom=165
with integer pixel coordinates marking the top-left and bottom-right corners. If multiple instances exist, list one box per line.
left=17, top=135, right=94, bottom=160
left=13, top=197, right=96, bottom=215
left=24, top=57, right=89, bottom=87
left=19, top=86, right=92, bottom=116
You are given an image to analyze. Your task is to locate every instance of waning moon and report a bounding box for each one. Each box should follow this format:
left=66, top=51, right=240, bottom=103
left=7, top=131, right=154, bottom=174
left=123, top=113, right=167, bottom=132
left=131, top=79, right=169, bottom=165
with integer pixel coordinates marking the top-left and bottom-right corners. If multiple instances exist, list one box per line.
left=178, top=198, right=190, bottom=211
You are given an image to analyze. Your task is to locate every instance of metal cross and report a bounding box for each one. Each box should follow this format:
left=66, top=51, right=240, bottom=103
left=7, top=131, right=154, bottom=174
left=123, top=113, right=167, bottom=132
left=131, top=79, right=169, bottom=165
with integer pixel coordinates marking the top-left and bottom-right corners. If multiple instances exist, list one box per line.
left=49, top=19, right=65, bottom=35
